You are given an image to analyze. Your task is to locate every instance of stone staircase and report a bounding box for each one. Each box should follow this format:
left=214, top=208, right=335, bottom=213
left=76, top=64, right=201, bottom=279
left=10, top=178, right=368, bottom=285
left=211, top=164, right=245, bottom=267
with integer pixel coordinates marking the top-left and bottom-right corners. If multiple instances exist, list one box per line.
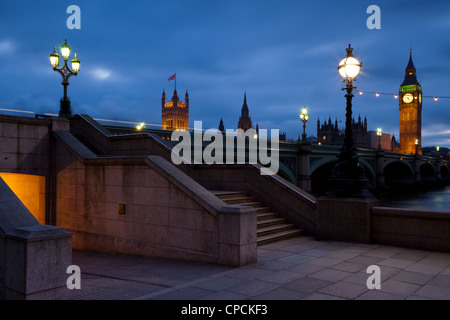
left=212, top=190, right=303, bottom=245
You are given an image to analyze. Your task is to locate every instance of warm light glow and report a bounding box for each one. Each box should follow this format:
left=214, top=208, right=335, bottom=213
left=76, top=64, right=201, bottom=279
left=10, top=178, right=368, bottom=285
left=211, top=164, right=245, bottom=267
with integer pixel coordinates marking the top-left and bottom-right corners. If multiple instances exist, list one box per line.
left=300, top=107, right=309, bottom=122
left=437, top=146, right=440, bottom=151
left=0, top=173, right=46, bottom=225
left=359, top=91, right=363, bottom=95
left=136, top=122, right=145, bottom=130
left=415, top=138, right=419, bottom=145
left=61, top=39, right=71, bottom=59
left=394, top=94, right=398, bottom=99
left=71, top=53, right=80, bottom=72
left=338, top=56, right=361, bottom=80
left=376, top=93, right=380, bottom=97
left=434, top=97, right=438, bottom=101
left=377, top=128, right=382, bottom=136
left=50, top=47, right=60, bottom=67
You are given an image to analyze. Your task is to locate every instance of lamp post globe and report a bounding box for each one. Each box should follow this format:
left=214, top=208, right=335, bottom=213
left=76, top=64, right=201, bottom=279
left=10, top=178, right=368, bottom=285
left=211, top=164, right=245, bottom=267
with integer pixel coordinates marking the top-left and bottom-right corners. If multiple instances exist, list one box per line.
left=299, top=107, right=309, bottom=142
left=377, top=128, right=382, bottom=150
left=49, top=39, right=80, bottom=118
left=327, top=44, right=372, bottom=198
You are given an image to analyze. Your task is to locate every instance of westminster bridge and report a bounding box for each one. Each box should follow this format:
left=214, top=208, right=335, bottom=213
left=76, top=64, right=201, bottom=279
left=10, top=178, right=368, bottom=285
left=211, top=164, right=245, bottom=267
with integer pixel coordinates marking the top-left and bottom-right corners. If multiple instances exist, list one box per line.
left=104, top=124, right=450, bottom=196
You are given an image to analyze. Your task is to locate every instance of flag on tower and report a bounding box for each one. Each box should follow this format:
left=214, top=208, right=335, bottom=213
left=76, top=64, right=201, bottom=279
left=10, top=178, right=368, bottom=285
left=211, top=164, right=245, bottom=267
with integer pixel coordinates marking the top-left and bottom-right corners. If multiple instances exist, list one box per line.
left=168, top=73, right=176, bottom=81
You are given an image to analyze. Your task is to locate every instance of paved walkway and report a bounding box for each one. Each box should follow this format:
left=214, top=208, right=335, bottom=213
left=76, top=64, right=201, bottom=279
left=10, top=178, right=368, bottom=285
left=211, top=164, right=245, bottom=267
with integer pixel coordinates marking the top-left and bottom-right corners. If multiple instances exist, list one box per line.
left=70, top=236, right=450, bottom=300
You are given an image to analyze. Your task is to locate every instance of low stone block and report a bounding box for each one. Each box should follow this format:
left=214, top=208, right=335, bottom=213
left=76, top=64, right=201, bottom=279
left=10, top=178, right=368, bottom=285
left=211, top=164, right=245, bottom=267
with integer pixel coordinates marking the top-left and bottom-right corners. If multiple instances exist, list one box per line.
left=316, top=196, right=380, bottom=243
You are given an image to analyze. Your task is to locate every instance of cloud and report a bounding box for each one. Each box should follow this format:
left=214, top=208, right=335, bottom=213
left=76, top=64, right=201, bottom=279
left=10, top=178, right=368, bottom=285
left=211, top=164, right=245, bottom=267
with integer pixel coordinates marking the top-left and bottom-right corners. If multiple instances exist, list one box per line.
left=0, top=39, right=14, bottom=54
left=90, top=68, right=112, bottom=80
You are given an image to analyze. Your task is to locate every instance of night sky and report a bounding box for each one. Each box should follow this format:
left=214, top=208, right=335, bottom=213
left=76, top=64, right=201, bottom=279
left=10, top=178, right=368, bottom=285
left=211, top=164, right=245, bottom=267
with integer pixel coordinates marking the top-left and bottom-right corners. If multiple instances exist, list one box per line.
left=1, top=0, right=450, bottom=147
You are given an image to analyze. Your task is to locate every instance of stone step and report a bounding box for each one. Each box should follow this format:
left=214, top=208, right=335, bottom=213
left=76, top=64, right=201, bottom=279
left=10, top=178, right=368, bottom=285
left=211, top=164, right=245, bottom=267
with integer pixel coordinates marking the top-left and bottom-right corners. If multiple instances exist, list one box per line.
left=257, top=223, right=296, bottom=237
left=257, top=229, right=304, bottom=246
left=212, top=190, right=248, bottom=200
left=221, top=197, right=254, bottom=205
left=257, top=217, right=287, bottom=228
left=230, top=201, right=263, bottom=208
left=211, top=190, right=304, bottom=246
left=255, top=207, right=272, bottom=214
left=257, top=212, right=279, bottom=220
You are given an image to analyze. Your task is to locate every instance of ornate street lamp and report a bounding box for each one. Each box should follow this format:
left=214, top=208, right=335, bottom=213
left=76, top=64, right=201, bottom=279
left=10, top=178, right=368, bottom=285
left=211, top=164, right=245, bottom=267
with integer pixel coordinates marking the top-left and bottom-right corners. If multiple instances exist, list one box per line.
left=327, top=44, right=372, bottom=198
left=50, top=39, right=80, bottom=118
left=299, top=107, right=309, bottom=142
left=377, top=128, right=382, bottom=150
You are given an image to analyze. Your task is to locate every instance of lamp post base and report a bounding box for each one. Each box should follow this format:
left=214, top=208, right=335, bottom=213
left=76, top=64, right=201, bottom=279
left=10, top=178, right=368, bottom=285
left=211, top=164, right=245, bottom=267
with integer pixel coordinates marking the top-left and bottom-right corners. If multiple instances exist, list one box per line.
left=59, top=98, right=72, bottom=118
left=326, top=146, right=373, bottom=198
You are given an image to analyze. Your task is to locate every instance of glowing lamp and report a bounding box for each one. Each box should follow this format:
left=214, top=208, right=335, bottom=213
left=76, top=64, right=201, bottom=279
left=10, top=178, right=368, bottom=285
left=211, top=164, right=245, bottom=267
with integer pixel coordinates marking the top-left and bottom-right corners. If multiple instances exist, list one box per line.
left=377, top=128, right=382, bottom=137
left=300, top=107, right=309, bottom=122
left=136, top=122, right=145, bottom=131
left=338, top=45, right=361, bottom=81
left=61, top=39, right=71, bottom=59
left=50, top=47, right=60, bottom=67
left=71, top=53, right=80, bottom=73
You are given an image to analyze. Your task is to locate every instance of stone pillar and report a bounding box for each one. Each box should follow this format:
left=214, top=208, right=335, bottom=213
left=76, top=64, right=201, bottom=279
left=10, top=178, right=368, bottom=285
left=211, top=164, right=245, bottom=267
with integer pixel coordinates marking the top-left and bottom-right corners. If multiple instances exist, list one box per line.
left=3, top=226, right=72, bottom=300
left=0, top=177, right=72, bottom=300
left=413, top=157, right=421, bottom=184
left=375, top=150, right=385, bottom=188
left=48, top=117, right=70, bottom=225
left=435, top=161, right=442, bottom=181
left=297, top=143, right=311, bottom=193
left=217, top=206, right=257, bottom=266
left=316, top=196, right=380, bottom=243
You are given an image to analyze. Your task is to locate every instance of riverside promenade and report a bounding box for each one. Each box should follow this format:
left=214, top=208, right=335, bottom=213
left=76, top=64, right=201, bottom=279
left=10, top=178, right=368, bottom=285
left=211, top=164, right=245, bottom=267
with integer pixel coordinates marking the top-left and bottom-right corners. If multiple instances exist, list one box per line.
left=70, top=236, right=450, bottom=300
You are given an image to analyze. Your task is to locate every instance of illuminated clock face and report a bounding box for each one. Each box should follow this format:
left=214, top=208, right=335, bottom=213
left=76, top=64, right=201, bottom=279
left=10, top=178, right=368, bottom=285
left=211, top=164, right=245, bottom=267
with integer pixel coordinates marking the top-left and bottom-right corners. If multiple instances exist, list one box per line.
left=403, top=93, right=413, bottom=103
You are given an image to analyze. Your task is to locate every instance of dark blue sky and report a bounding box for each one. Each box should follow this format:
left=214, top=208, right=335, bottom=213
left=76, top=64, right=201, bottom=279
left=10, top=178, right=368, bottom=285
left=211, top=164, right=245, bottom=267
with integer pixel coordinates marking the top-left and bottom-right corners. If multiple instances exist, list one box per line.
left=1, top=0, right=450, bottom=147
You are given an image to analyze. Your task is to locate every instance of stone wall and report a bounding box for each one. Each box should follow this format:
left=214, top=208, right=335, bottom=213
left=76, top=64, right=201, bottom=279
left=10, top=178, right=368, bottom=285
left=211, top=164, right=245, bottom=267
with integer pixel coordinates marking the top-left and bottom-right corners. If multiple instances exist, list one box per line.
left=372, top=206, right=450, bottom=253
left=54, top=131, right=256, bottom=266
left=0, top=115, right=51, bottom=176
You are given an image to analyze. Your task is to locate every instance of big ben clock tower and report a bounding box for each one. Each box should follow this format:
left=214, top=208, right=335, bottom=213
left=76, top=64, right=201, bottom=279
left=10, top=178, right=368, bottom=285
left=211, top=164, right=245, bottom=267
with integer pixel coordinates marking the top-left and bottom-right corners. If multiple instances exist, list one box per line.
left=399, top=51, right=422, bottom=155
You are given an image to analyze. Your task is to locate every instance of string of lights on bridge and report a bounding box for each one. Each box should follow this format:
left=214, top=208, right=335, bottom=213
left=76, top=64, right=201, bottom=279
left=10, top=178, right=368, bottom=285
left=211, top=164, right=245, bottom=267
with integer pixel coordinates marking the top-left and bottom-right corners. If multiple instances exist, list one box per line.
left=356, top=90, right=450, bottom=101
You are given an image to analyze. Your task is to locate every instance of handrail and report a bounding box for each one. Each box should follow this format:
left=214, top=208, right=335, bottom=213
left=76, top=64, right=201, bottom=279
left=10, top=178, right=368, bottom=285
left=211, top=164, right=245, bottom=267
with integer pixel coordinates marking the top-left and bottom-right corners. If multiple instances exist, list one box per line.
left=250, top=163, right=317, bottom=206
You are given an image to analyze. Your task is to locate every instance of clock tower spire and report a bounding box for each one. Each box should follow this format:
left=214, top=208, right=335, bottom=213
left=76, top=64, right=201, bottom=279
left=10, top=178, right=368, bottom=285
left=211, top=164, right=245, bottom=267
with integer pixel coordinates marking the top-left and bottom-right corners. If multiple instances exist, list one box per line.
left=399, top=50, right=422, bottom=155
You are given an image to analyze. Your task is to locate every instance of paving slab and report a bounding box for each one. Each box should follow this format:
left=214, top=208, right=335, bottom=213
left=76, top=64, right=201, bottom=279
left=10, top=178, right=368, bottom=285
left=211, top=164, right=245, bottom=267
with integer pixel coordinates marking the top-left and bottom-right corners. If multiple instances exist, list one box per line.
left=69, top=237, right=450, bottom=301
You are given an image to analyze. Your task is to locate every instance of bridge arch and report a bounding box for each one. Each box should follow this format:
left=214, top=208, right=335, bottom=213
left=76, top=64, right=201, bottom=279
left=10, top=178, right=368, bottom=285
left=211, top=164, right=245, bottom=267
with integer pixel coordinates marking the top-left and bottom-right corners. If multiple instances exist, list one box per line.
left=310, top=159, right=337, bottom=196
left=383, top=160, right=414, bottom=185
left=358, top=158, right=376, bottom=188
left=420, top=163, right=437, bottom=182
left=310, top=158, right=375, bottom=195
left=440, top=165, right=450, bottom=181
left=276, top=162, right=296, bottom=184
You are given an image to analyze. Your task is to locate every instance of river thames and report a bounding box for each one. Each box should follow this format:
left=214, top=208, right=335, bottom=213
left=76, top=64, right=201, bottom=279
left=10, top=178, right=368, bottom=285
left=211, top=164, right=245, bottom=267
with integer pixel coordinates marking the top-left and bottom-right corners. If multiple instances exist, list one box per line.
left=382, top=186, right=450, bottom=212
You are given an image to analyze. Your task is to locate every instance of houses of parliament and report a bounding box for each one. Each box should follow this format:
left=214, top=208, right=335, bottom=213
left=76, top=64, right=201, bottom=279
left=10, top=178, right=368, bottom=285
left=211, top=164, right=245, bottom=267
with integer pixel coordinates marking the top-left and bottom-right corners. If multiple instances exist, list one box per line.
left=161, top=88, right=256, bottom=133
left=160, top=51, right=423, bottom=155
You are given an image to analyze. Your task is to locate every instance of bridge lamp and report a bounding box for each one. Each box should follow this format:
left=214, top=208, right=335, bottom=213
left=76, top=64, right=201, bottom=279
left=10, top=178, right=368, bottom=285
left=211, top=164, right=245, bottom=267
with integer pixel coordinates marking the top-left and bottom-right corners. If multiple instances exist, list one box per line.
left=327, top=44, right=372, bottom=198
left=136, top=122, right=146, bottom=131
left=377, top=128, right=382, bottom=150
left=415, top=138, right=419, bottom=155
left=299, top=107, right=309, bottom=142
left=50, top=39, right=81, bottom=118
